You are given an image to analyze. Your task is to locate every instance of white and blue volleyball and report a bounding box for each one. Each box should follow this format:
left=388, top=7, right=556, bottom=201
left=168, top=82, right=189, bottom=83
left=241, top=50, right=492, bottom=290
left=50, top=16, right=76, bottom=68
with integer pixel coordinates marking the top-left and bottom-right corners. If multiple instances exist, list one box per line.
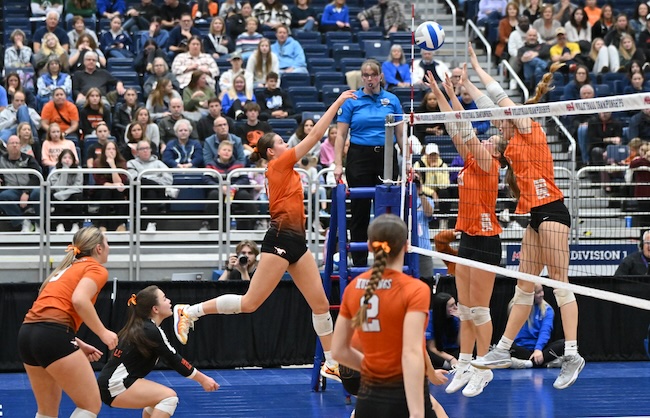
left=415, top=21, right=445, bottom=51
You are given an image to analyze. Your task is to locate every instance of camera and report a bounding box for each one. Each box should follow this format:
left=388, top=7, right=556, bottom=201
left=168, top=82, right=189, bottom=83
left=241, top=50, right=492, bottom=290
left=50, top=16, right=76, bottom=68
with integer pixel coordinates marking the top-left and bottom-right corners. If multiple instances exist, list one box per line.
left=238, top=253, right=248, bottom=266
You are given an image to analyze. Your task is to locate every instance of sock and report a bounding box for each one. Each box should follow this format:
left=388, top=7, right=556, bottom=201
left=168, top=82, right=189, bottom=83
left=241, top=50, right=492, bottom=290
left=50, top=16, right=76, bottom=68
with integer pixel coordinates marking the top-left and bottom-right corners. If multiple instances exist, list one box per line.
left=564, top=340, right=578, bottom=357
left=324, top=350, right=337, bottom=367
left=496, top=336, right=513, bottom=351
left=185, top=303, right=205, bottom=319
left=458, top=353, right=472, bottom=364
left=475, top=356, right=484, bottom=362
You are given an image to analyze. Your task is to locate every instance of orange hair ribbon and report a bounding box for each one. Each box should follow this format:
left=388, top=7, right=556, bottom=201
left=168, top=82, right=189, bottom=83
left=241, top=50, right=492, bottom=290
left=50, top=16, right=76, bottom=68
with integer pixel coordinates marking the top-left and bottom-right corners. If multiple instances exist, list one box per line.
left=66, top=244, right=81, bottom=255
left=253, top=146, right=259, bottom=154
left=371, top=241, right=391, bottom=254
left=127, top=294, right=137, bottom=306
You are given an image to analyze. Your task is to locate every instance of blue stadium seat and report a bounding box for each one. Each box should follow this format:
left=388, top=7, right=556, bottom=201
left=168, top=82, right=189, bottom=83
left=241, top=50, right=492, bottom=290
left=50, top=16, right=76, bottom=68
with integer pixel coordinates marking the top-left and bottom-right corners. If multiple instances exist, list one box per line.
left=595, top=84, right=612, bottom=97
left=321, top=84, right=350, bottom=106
left=361, top=39, right=391, bottom=61
left=295, top=102, right=327, bottom=114
left=313, top=72, right=345, bottom=90
left=262, top=30, right=277, bottom=41
left=425, top=135, right=453, bottom=145
left=391, top=88, right=424, bottom=103
left=325, top=32, right=353, bottom=48
left=281, top=72, right=312, bottom=89
left=268, top=119, right=298, bottom=140
left=438, top=144, right=458, bottom=164
left=331, top=44, right=364, bottom=70
left=302, top=111, right=326, bottom=122
left=302, top=44, right=329, bottom=59
left=548, top=89, right=564, bottom=101
left=606, top=144, right=629, bottom=163
left=107, top=58, right=136, bottom=72
left=308, top=57, right=336, bottom=73
left=388, top=32, right=413, bottom=48
left=287, top=86, right=319, bottom=103
left=340, top=57, right=366, bottom=74
left=112, top=71, right=140, bottom=87
left=294, top=31, right=322, bottom=44
left=169, top=174, right=206, bottom=212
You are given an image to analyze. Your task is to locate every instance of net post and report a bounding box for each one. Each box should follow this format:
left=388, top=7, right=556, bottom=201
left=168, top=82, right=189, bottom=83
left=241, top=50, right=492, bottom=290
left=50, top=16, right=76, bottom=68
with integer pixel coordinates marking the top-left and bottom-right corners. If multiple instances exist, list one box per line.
left=384, top=114, right=395, bottom=181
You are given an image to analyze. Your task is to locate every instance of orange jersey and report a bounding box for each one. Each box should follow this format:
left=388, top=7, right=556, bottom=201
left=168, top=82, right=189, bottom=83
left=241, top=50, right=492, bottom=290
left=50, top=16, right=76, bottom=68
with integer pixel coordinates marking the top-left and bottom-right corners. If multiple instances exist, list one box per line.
left=340, top=269, right=430, bottom=382
left=24, top=258, right=108, bottom=331
left=266, top=148, right=306, bottom=235
left=455, top=154, right=502, bottom=236
left=504, top=122, right=564, bottom=214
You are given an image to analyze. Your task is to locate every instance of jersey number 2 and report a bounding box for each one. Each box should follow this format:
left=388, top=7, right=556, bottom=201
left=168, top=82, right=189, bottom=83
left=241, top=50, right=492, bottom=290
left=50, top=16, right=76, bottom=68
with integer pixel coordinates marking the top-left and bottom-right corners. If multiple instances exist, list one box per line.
left=360, top=295, right=380, bottom=332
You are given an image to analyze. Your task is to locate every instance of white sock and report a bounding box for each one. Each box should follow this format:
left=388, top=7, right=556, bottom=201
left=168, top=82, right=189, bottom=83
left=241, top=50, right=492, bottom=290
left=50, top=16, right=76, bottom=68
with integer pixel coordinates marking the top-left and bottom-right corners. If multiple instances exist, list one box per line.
left=324, top=350, right=337, bottom=367
left=564, top=340, right=578, bottom=357
left=185, top=303, right=205, bottom=319
left=458, top=353, right=472, bottom=364
left=69, top=409, right=97, bottom=418
left=496, top=336, right=513, bottom=351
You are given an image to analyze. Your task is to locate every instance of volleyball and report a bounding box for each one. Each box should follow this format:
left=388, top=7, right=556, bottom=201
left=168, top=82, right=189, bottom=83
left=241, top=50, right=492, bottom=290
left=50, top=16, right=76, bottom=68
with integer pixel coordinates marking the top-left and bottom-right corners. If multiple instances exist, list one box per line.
left=415, top=21, right=445, bottom=51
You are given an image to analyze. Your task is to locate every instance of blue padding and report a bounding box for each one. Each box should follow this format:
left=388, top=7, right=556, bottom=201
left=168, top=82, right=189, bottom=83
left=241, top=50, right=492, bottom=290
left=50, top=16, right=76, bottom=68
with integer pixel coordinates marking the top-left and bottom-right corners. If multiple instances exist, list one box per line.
left=170, top=174, right=206, bottom=212
left=348, top=187, right=375, bottom=199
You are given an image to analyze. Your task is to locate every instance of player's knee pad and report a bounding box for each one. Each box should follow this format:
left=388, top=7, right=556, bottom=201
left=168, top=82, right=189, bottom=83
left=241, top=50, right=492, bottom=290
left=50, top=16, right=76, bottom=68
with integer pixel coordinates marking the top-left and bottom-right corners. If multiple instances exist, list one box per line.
left=553, top=288, right=576, bottom=307
left=69, top=409, right=97, bottom=418
left=512, top=285, right=534, bottom=306
left=216, top=295, right=242, bottom=314
left=144, top=407, right=154, bottom=416
left=470, top=306, right=491, bottom=326
left=154, top=396, right=179, bottom=416
left=312, top=312, right=333, bottom=337
left=35, top=414, right=58, bottom=418
left=457, top=303, right=471, bottom=321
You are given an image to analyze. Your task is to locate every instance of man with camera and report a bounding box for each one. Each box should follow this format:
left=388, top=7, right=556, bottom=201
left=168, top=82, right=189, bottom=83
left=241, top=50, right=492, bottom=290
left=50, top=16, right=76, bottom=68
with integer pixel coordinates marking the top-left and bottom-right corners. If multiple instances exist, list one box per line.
left=218, top=240, right=259, bottom=281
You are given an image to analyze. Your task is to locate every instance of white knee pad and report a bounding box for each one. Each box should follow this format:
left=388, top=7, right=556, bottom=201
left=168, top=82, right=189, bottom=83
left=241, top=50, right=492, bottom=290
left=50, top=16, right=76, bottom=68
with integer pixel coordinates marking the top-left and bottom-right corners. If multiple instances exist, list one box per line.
left=216, top=294, right=242, bottom=314
left=35, top=414, right=57, bottom=418
left=69, top=409, right=97, bottom=418
left=553, top=288, right=576, bottom=307
left=312, top=312, right=333, bottom=337
left=144, top=407, right=154, bottom=416
left=457, top=303, right=471, bottom=321
left=470, top=306, right=491, bottom=326
left=512, top=285, right=534, bottom=305
left=154, top=396, right=179, bottom=416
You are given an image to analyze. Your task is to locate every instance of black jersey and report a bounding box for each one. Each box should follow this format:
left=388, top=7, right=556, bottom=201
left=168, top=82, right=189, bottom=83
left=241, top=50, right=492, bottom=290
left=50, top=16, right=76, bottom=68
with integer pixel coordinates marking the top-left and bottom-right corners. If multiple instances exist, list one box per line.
left=98, top=319, right=195, bottom=404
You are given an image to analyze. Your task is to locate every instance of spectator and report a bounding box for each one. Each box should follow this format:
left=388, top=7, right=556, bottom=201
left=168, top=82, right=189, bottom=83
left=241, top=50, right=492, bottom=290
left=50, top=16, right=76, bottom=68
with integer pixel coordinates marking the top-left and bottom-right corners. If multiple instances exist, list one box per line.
left=112, top=88, right=142, bottom=141
left=425, top=292, right=460, bottom=370
left=591, top=37, right=618, bottom=74
left=629, top=109, right=650, bottom=142
left=3, top=73, right=36, bottom=110
left=79, top=87, right=111, bottom=137
left=160, top=0, right=192, bottom=30
left=33, top=33, right=71, bottom=75
left=68, top=33, right=107, bottom=73
left=171, top=36, right=220, bottom=90
left=204, top=16, right=235, bottom=60
left=508, top=16, right=536, bottom=80
left=66, top=15, right=99, bottom=47
left=563, top=64, right=591, bottom=100
left=413, top=91, right=445, bottom=142
left=517, top=28, right=551, bottom=88
left=162, top=119, right=204, bottom=168
left=49, top=149, right=83, bottom=233
left=357, top=0, right=407, bottom=34
left=382, top=44, right=411, bottom=91
left=33, top=11, right=70, bottom=53
left=138, top=16, right=171, bottom=51
left=4, top=30, right=33, bottom=70
left=219, top=51, right=254, bottom=99
left=40, top=87, right=80, bottom=137
left=192, top=0, right=219, bottom=20
left=143, top=57, right=181, bottom=96
left=604, top=14, right=635, bottom=50
left=122, top=0, right=160, bottom=36
left=631, top=3, right=649, bottom=38
left=202, top=140, right=256, bottom=230
left=234, top=102, right=272, bottom=149
left=618, top=34, right=645, bottom=71
left=271, top=25, right=308, bottom=74
left=256, top=72, right=294, bottom=120
left=97, top=0, right=125, bottom=20
left=121, top=121, right=157, bottom=161
left=287, top=118, right=320, bottom=160
left=412, top=49, right=451, bottom=88
left=246, top=39, right=280, bottom=88
left=41, top=123, right=79, bottom=173
left=16, top=122, right=42, bottom=164
left=218, top=240, right=259, bottom=280
left=36, top=57, right=73, bottom=111
left=222, top=74, right=256, bottom=118
left=168, top=13, right=203, bottom=59
left=135, top=39, right=168, bottom=75
left=522, top=0, right=540, bottom=24
left=587, top=111, right=623, bottom=166
left=127, top=139, right=173, bottom=232
left=0, top=135, right=42, bottom=232
left=320, top=0, right=350, bottom=33
left=220, top=0, right=242, bottom=19
left=553, top=0, right=577, bottom=26
left=496, top=2, right=519, bottom=60
left=549, top=27, right=581, bottom=68
left=99, top=16, right=134, bottom=59
left=414, top=143, right=451, bottom=228
left=624, top=72, right=650, bottom=95
left=92, top=141, right=129, bottom=232
left=568, top=84, right=595, bottom=164
left=532, top=3, right=561, bottom=44
left=291, top=0, right=318, bottom=33
left=615, top=230, right=650, bottom=276
left=583, top=0, right=601, bottom=27
left=627, top=141, right=650, bottom=227
left=157, top=98, right=199, bottom=145
left=127, top=107, right=161, bottom=152
left=565, top=7, right=591, bottom=48
left=591, top=4, right=613, bottom=41
left=235, top=17, right=264, bottom=60
left=0, top=92, right=41, bottom=142
left=85, top=121, right=111, bottom=167
left=71, top=51, right=125, bottom=106
left=32, top=0, right=64, bottom=17
left=457, top=87, right=490, bottom=135
left=203, top=116, right=246, bottom=166
left=227, top=2, right=254, bottom=39
left=196, top=97, right=236, bottom=140
left=183, top=70, right=217, bottom=115
left=147, top=78, right=182, bottom=122
left=478, top=0, right=508, bottom=47
left=319, top=124, right=337, bottom=167
left=253, top=0, right=292, bottom=31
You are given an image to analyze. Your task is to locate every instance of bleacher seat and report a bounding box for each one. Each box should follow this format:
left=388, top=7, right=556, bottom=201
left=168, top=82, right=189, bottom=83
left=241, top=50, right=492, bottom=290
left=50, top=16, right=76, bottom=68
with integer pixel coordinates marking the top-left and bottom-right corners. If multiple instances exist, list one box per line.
left=268, top=119, right=298, bottom=141
left=325, top=32, right=353, bottom=48
left=321, top=84, right=350, bottom=106
left=262, top=30, right=277, bottom=41
left=302, top=111, right=325, bottom=122
left=391, top=88, right=424, bottom=103
left=595, top=84, right=612, bottom=97
left=438, top=144, right=458, bottom=164
left=308, top=57, right=336, bottom=73
left=356, top=31, right=384, bottom=44
left=169, top=174, right=206, bottom=212
left=112, top=71, right=140, bottom=87
left=294, top=31, right=321, bottom=44
left=107, top=58, right=136, bottom=72
left=388, top=32, right=413, bottom=49
left=295, top=102, right=327, bottom=114
left=281, top=72, right=312, bottom=89
left=552, top=72, right=567, bottom=87
left=361, top=40, right=391, bottom=61
left=313, top=72, right=345, bottom=90
left=215, top=57, right=231, bottom=74
left=548, top=89, right=564, bottom=102
left=287, top=86, right=319, bottom=104
left=340, top=57, right=366, bottom=74
left=303, top=44, right=329, bottom=59
left=606, top=144, right=629, bottom=163
left=425, top=135, right=453, bottom=146
left=331, top=44, right=364, bottom=70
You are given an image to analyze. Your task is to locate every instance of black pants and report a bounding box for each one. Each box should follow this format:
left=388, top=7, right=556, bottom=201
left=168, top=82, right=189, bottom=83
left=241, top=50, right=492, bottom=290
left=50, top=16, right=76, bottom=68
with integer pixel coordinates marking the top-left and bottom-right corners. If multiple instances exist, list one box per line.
left=345, top=144, right=398, bottom=266
left=511, top=339, right=565, bottom=367
left=94, top=187, right=129, bottom=230
left=206, top=188, right=257, bottom=230
left=139, top=178, right=167, bottom=227
left=50, top=192, right=83, bottom=230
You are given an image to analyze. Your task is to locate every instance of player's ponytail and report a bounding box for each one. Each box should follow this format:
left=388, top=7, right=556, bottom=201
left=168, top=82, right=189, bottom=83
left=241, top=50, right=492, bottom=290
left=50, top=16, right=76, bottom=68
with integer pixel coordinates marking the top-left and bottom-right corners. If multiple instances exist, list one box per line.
left=526, top=62, right=564, bottom=104
left=496, top=137, right=521, bottom=200
left=118, top=285, right=160, bottom=357
left=250, top=132, right=276, bottom=162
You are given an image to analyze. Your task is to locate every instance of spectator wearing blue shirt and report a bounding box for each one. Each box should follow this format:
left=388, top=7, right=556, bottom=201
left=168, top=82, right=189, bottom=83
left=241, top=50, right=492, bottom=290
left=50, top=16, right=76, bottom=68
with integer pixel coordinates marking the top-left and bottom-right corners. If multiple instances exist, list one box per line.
left=510, top=284, right=565, bottom=368
left=139, top=17, right=171, bottom=51
left=98, top=0, right=126, bottom=20
left=271, top=25, right=308, bottom=73
left=203, top=116, right=247, bottom=166
left=414, top=174, right=435, bottom=281
left=168, top=13, right=203, bottom=58
left=0, top=86, right=8, bottom=112
left=320, top=0, right=351, bottom=33
left=99, top=16, right=135, bottom=59
left=457, top=86, right=490, bottom=135
left=333, top=59, right=403, bottom=266
left=623, top=72, right=650, bottom=95
left=382, top=44, right=411, bottom=91
left=33, top=11, right=71, bottom=54
left=426, top=292, right=461, bottom=370
left=162, top=119, right=205, bottom=168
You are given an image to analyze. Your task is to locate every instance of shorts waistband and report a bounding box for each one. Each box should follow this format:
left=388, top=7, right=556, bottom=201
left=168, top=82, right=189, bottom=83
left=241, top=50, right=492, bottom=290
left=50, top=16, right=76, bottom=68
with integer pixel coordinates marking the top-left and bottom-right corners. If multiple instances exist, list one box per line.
left=350, top=143, right=384, bottom=153
left=24, top=321, right=75, bottom=334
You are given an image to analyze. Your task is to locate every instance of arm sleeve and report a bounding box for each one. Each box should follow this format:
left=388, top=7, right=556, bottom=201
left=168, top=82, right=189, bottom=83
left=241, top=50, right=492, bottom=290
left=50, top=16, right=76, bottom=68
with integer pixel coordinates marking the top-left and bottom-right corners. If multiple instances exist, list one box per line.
left=145, top=325, right=195, bottom=377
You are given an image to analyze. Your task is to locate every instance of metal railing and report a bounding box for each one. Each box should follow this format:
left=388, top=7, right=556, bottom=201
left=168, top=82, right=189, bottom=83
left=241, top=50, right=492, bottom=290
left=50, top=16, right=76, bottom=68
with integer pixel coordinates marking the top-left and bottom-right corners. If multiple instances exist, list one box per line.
left=465, top=19, right=492, bottom=70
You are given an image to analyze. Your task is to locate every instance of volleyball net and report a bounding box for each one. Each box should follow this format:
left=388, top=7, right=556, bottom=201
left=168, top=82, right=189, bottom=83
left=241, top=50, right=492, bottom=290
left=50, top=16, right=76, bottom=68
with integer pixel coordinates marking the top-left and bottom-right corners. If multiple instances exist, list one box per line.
left=388, top=92, right=650, bottom=311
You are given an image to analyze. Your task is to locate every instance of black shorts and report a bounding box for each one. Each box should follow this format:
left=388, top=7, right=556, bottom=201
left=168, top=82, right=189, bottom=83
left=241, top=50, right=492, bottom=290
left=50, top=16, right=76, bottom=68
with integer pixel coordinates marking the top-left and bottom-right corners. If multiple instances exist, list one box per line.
left=529, top=199, right=571, bottom=232
left=98, top=374, right=138, bottom=406
left=18, top=322, right=79, bottom=367
left=355, top=379, right=435, bottom=418
left=458, top=233, right=502, bottom=266
left=261, top=227, right=308, bottom=264
left=340, top=365, right=361, bottom=395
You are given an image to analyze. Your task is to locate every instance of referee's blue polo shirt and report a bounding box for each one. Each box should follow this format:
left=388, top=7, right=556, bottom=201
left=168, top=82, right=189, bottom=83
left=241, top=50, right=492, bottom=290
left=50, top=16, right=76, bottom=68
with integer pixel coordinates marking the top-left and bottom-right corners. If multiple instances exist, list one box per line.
left=337, top=87, right=403, bottom=147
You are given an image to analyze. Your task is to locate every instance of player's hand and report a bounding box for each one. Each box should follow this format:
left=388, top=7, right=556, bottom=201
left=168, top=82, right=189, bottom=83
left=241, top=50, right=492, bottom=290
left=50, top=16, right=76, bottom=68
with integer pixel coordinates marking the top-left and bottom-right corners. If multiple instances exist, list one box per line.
left=333, top=164, right=343, bottom=182
left=201, top=376, right=220, bottom=391
left=424, top=70, right=437, bottom=89
left=467, top=42, right=479, bottom=68
left=530, top=350, right=544, bottom=365
left=336, top=90, right=357, bottom=103
left=100, top=329, right=119, bottom=350
left=76, top=338, right=103, bottom=362
left=427, top=368, right=449, bottom=385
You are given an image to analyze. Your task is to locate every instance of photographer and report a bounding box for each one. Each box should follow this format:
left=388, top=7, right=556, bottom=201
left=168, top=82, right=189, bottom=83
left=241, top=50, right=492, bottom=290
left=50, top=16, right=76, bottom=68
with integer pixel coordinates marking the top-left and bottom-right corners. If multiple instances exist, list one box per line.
left=219, top=240, right=259, bottom=281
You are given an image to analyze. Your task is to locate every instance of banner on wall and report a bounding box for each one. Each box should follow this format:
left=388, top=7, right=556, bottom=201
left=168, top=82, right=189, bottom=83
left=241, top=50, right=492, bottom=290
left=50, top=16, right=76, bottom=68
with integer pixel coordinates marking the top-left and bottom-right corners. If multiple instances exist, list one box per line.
left=505, top=243, right=639, bottom=276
